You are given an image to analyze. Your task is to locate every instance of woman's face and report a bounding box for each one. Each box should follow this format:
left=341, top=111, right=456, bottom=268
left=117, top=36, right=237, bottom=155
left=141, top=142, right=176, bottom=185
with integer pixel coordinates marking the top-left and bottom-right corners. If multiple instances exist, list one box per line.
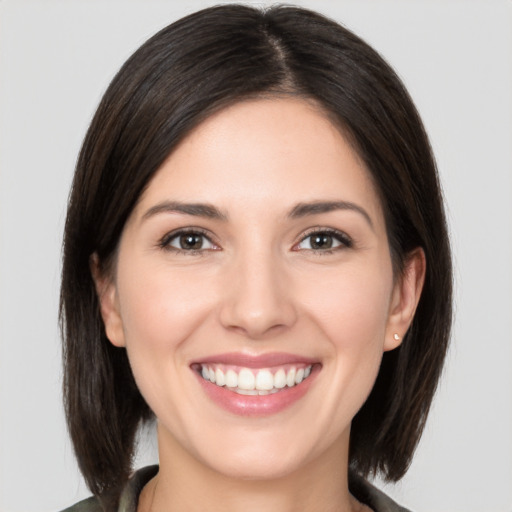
left=97, top=98, right=418, bottom=480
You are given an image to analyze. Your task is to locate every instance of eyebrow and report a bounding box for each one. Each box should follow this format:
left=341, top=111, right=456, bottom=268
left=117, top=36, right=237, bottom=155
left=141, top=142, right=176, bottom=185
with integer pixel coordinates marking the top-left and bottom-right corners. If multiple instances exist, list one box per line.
left=142, top=199, right=373, bottom=229
left=142, top=201, right=229, bottom=222
left=288, top=200, right=374, bottom=229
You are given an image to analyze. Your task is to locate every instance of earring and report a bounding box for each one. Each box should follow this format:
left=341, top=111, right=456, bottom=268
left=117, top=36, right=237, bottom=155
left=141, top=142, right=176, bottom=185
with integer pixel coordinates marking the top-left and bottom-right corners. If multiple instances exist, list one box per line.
left=393, top=333, right=400, bottom=341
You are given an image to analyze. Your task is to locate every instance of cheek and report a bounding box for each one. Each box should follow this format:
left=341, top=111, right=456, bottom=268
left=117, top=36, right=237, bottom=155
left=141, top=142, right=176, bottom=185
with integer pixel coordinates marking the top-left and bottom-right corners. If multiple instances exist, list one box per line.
left=300, top=262, right=393, bottom=348
left=114, top=258, right=219, bottom=421
left=116, top=258, right=216, bottom=360
left=299, top=260, right=393, bottom=408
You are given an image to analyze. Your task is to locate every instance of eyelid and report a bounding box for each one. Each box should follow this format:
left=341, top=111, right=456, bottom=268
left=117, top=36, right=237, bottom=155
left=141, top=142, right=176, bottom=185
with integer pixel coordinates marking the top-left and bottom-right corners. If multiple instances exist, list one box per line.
left=293, top=227, right=353, bottom=251
left=158, top=227, right=220, bottom=253
left=157, top=226, right=352, bottom=254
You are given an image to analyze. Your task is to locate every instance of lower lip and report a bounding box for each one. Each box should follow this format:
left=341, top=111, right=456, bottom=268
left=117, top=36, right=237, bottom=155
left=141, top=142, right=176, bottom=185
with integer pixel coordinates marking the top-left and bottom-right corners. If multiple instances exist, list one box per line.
left=193, top=366, right=319, bottom=417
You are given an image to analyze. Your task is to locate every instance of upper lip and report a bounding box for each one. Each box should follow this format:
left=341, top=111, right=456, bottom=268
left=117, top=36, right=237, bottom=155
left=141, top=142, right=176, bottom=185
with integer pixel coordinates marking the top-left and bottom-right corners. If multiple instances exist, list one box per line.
left=191, top=352, right=318, bottom=368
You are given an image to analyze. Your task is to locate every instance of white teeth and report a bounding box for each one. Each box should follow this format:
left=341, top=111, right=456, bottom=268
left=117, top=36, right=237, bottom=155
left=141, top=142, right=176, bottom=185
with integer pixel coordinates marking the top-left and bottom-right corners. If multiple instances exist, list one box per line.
left=235, top=388, right=258, bottom=395
left=286, top=368, right=296, bottom=387
left=199, top=364, right=314, bottom=393
left=255, top=369, right=274, bottom=390
left=225, top=369, right=238, bottom=388
left=238, top=368, right=255, bottom=390
left=274, top=369, right=287, bottom=389
left=215, top=368, right=225, bottom=386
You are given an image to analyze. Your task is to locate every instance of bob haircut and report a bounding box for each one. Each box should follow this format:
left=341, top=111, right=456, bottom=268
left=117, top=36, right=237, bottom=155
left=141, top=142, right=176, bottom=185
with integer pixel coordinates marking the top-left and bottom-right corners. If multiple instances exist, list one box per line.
left=61, top=3, right=452, bottom=508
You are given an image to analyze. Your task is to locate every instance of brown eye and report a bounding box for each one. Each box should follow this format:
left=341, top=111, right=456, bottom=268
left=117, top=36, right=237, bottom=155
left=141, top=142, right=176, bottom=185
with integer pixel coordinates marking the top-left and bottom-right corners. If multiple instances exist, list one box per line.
left=179, top=233, right=204, bottom=250
left=296, top=230, right=352, bottom=251
left=162, top=230, right=216, bottom=252
left=310, top=233, right=334, bottom=249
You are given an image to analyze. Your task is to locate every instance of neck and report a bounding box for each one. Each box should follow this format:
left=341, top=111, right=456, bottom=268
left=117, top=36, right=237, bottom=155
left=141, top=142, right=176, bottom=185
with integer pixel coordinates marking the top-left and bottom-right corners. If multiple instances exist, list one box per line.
left=140, top=423, right=364, bottom=512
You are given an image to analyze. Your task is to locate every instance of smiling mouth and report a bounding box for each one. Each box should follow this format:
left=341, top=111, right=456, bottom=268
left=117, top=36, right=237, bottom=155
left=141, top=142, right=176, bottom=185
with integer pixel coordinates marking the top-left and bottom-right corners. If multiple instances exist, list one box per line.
left=194, top=363, right=314, bottom=395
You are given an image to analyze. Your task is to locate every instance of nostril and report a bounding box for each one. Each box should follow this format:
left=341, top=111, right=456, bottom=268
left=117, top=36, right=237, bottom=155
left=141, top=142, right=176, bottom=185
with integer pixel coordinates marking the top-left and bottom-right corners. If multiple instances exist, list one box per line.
left=223, top=320, right=292, bottom=340
left=219, top=296, right=298, bottom=339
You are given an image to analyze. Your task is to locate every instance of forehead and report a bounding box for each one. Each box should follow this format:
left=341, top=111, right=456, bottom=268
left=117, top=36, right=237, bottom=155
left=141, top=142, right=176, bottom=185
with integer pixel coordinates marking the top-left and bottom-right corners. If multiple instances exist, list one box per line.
left=134, top=98, right=384, bottom=225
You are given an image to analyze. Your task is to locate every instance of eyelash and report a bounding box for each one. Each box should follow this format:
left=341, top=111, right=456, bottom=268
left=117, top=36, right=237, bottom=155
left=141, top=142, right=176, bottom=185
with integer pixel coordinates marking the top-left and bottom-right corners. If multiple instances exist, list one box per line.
left=294, top=228, right=353, bottom=254
left=158, top=228, right=218, bottom=255
left=158, top=227, right=353, bottom=255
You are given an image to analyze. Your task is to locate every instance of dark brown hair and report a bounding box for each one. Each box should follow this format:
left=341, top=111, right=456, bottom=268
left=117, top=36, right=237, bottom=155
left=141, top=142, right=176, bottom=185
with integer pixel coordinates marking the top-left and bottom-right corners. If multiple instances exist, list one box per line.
left=61, top=4, right=452, bottom=509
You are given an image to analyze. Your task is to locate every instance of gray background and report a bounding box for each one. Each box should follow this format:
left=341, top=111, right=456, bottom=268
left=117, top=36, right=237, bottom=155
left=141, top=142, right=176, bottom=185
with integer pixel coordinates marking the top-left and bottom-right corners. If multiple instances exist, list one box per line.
left=1, top=1, right=511, bottom=511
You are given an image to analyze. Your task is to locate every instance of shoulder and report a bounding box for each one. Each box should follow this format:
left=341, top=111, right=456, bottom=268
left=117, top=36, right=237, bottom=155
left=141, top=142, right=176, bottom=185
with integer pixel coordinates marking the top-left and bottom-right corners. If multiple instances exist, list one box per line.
left=349, top=472, right=412, bottom=512
left=59, top=465, right=159, bottom=512
left=59, top=496, right=102, bottom=512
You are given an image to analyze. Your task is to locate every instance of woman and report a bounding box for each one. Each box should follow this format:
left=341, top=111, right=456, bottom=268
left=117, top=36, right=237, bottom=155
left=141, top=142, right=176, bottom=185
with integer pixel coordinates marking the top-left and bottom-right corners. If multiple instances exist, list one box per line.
left=60, top=4, right=452, bottom=512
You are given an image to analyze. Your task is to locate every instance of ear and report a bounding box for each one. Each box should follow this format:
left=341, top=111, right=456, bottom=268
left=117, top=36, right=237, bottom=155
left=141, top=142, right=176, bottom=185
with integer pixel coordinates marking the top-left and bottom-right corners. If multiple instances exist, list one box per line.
left=90, top=253, right=126, bottom=347
left=384, top=248, right=426, bottom=351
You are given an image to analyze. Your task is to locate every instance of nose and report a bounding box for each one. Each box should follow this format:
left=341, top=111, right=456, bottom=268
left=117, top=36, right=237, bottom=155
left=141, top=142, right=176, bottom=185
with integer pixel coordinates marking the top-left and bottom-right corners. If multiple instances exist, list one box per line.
left=219, top=248, right=298, bottom=339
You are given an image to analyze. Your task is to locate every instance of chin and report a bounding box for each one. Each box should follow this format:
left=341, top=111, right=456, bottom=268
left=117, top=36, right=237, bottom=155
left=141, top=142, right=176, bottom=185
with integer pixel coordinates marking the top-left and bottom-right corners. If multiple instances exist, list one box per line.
left=189, top=427, right=324, bottom=482
left=203, top=451, right=306, bottom=482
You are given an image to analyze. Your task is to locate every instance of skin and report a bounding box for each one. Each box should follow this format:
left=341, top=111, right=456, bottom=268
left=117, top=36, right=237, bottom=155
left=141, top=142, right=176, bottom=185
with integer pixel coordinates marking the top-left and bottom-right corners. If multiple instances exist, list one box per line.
left=93, top=98, right=425, bottom=512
